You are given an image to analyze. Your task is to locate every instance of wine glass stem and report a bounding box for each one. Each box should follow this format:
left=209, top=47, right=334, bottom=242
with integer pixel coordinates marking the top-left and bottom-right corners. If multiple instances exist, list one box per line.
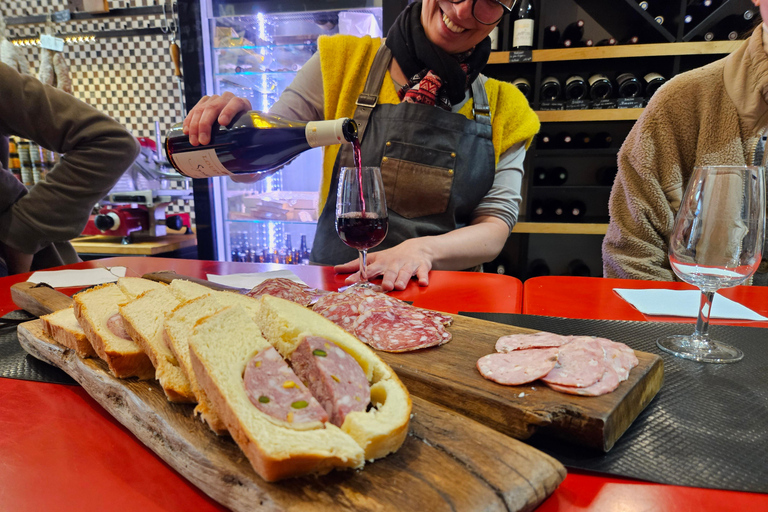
left=359, top=249, right=369, bottom=284
left=692, top=289, right=716, bottom=342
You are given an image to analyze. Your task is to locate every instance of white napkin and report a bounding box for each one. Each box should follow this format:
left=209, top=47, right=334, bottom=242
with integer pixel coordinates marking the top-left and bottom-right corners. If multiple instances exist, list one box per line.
left=27, top=266, right=127, bottom=288
left=613, top=288, right=768, bottom=321
left=206, top=270, right=307, bottom=290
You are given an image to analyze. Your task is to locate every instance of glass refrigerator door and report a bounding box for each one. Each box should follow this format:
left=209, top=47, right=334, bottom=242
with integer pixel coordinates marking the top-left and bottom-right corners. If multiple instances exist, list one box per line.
left=202, top=6, right=383, bottom=263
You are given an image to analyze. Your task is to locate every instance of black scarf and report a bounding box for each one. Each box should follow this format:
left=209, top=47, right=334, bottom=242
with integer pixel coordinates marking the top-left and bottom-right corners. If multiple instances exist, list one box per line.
left=385, top=1, right=491, bottom=107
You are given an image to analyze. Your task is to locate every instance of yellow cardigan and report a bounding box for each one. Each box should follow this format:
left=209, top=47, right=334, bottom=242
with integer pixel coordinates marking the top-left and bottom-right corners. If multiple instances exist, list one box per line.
left=317, top=34, right=540, bottom=209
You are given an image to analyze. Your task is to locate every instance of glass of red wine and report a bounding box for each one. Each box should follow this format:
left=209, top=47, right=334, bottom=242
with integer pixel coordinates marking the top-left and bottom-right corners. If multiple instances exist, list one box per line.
left=335, top=166, right=388, bottom=290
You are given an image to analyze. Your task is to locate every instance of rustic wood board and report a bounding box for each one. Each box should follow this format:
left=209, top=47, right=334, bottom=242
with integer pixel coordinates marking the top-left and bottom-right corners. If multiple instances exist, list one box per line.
left=17, top=320, right=565, bottom=512
left=378, top=315, right=664, bottom=452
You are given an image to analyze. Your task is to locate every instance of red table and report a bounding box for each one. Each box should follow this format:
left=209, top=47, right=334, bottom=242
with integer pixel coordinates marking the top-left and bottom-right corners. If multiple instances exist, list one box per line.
left=0, top=257, right=522, bottom=512
left=524, top=275, right=768, bottom=512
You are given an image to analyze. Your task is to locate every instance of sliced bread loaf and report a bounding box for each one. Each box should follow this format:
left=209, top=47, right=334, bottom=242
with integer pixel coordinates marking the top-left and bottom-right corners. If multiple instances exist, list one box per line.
left=73, top=283, right=154, bottom=379
left=119, top=287, right=195, bottom=402
left=40, top=307, right=95, bottom=358
left=116, top=276, right=167, bottom=299
left=168, top=279, right=217, bottom=302
left=164, top=291, right=262, bottom=434
left=189, top=305, right=365, bottom=481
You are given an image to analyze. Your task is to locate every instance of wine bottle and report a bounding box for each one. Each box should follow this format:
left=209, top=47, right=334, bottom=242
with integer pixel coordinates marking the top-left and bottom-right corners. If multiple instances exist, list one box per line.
left=684, top=0, right=714, bottom=28
left=530, top=199, right=547, bottom=220
left=299, top=234, right=311, bottom=264
left=617, top=72, right=643, bottom=98
left=579, top=39, right=595, bottom=48
left=621, top=35, right=640, bottom=44
left=564, top=75, right=588, bottom=100
left=566, top=259, right=591, bottom=277
left=573, top=132, right=592, bottom=148
left=548, top=167, right=568, bottom=186
left=595, top=38, right=618, bottom=46
left=567, top=200, right=586, bottom=220
left=512, top=0, right=535, bottom=50
left=540, top=76, right=562, bottom=101
left=165, top=111, right=358, bottom=179
left=490, top=26, right=501, bottom=50
left=654, top=15, right=665, bottom=25
left=537, top=132, right=552, bottom=149
left=553, top=132, right=573, bottom=149
left=588, top=73, right=614, bottom=100
left=512, top=77, right=532, bottom=100
left=638, top=1, right=649, bottom=10
left=526, top=258, right=551, bottom=278
left=549, top=199, right=565, bottom=219
left=560, top=20, right=585, bottom=47
left=644, top=72, right=667, bottom=98
left=595, top=166, right=619, bottom=186
left=542, top=24, right=560, bottom=49
left=533, top=167, right=550, bottom=186
left=591, top=132, right=614, bottom=149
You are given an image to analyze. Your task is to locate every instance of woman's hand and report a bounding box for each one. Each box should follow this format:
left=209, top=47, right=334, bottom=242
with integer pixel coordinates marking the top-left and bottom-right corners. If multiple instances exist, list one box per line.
left=182, top=92, right=252, bottom=146
left=334, top=238, right=433, bottom=292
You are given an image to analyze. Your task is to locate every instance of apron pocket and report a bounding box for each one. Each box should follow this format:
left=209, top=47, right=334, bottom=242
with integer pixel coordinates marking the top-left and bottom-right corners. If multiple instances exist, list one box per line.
left=380, top=141, right=456, bottom=219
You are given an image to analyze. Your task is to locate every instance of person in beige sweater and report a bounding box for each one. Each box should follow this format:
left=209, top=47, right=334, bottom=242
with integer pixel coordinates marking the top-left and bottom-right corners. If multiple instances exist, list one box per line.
left=0, top=62, right=140, bottom=276
left=603, top=6, right=768, bottom=283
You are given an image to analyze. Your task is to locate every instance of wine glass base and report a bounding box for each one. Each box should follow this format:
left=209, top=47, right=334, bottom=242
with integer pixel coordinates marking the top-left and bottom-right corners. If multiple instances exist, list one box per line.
left=656, top=335, right=743, bottom=363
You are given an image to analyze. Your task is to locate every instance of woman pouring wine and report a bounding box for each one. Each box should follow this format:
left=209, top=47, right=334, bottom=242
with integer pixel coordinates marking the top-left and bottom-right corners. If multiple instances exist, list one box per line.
left=182, top=0, right=539, bottom=291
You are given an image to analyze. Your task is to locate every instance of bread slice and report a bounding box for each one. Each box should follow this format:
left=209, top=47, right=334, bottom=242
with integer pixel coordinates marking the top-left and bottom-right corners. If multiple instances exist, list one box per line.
left=256, top=295, right=411, bottom=461
left=164, top=291, right=262, bottom=434
left=189, top=305, right=365, bottom=481
left=116, top=276, right=167, bottom=299
left=168, top=279, right=218, bottom=302
left=40, top=307, right=96, bottom=358
left=119, top=287, right=195, bottom=402
left=73, top=283, right=154, bottom=379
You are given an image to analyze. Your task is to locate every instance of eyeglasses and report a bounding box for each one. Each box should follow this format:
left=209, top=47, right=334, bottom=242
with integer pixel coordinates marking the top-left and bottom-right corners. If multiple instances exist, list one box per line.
left=444, top=0, right=517, bottom=25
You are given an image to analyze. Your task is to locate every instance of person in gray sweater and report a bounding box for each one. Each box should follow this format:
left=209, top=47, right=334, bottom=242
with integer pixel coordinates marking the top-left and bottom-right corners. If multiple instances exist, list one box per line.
left=0, top=61, right=140, bottom=276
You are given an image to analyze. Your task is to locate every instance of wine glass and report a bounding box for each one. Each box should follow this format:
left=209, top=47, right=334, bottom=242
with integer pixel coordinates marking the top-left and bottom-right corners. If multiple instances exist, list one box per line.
left=335, top=166, right=388, bottom=290
left=657, top=165, right=765, bottom=363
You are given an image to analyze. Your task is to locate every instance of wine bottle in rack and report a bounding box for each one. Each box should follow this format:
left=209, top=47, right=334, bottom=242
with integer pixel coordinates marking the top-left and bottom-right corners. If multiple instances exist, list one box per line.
left=567, top=200, right=586, bottom=220
left=567, top=259, right=591, bottom=277
left=560, top=20, right=585, bottom=47
left=527, top=259, right=551, bottom=278
left=533, top=167, right=549, bottom=186
left=553, top=132, right=573, bottom=149
left=596, top=166, right=619, bottom=186
left=654, top=15, right=665, bottom=25
left=549, top=199, right=565, bottom=220
left=542, top=24, right=560, bottom=48
left=621, top=35, right=640, bottom=44
left=540, top=76, right=563, bottom=101
left=595, top=38, right=618, bottom=46
left=512, top=77, right=532, bottom=99
left=588, top=73, right=614, bottom=100
left=617, top=72, right=643, bottom=98
left=638, top=1, right=649, bottom=10
left=537, top=132, right=552, bottom=149
left=591, top=132, right=614, bottom=149
left=530, top=199, right=547, bottom=220
left=684, top=0, right=714, bottom=28
left=548, top=167, right=568, bottom=186
left=512, top=0, right=535, bottom=50
left=564, top=75, right=588, bottom=101
left=579, top=39, right=595, bottom=48
left=573, top=132, right=592, bottom=148
left=644, top=72, right=667, bottom=98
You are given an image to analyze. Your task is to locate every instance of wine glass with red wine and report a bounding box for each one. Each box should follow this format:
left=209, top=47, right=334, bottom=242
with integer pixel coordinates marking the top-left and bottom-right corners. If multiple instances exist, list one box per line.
left=335, top=166, right=388, bottom=290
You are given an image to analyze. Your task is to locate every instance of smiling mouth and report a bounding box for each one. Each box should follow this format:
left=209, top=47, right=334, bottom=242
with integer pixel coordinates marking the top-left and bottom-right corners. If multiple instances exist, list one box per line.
left=442, top=12, right=466, bottom=34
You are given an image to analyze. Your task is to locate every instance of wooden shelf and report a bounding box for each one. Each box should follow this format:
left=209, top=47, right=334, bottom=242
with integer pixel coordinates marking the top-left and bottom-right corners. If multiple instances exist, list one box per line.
left=487, top=41, right=742, bottom=65
left=72, top=233, right=197, bottom=256
left=536, top=109, right=643, bottom=122
left=511, top=222, right=608, bottom=235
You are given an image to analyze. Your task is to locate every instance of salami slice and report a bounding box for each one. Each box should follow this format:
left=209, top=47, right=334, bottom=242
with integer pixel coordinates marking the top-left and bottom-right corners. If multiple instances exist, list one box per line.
left=496, top=331, right=573, bottom=352
left=243, top=346, right=328, bottom=424
left=352, top=306, right=451, bottom=352
left=291, top=336, right=370, bottom=427
left=546, top=363, right=621, bottom=396
left=246, top=278, right=314, bottom=306
left=541, top=337, right=605, bottom=388
left=477, top=348, right=560, bottom=386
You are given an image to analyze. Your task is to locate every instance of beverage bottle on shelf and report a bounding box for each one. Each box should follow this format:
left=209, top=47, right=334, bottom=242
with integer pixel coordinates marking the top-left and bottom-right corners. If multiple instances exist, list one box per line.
left=28, top=142, right=44, bottom=184
left=548, top=167, right=568, bottom=186
left=685, top=0, right=714, bottom=28
left=595, top=38, right=618, bottom=46
left=553, top=132, right=573, bottom=149
left=579, top=39, right=595, bottom=48
left=165, top=112, right=358, bottom=179
left=512, top=0, right=535, bottom=50
left=617, top=72, right=643, bottom=98
left=8, top=137, right=21, bottom=182
left=573, top=132, right=592, bottom=148
left=527, top=259, right=551, bottom=278
left=490, top=26, right=501, bottom=50
left=638, top=1, right=649, bottom=10
left=533, top=167, right=549, bottom=186
left=530, top=199, right=546, bottom=220
left=567, top=200, right=586, bottom=220
left=567, top=259, right=591, bottom=277
left=299, top=235, right=311, bottom=264
left=540, top=76, right=562, bottom=101
left=596, top=166, right=619, bottom=186
left=542, top=24, right=560, bottom=48
left=564, top=75, right=588, bottom=100
left=644, top=72, right=667, bottom=98
left=537, top=132, right=552, bottom=149
left=621, top=36, right=640, bottom=44
left=549, top=199, right=565, bottom=220
left=284, top=234, right=294, bottom=264
left=560, top=20, right=585, bottom=47
left=512, top=77, right=532, bottom=100
left=588, top=73, right=614, bottom=100
left=591, top=132, right=614, bottom=149
left=654, top=15, right=665, bottom=26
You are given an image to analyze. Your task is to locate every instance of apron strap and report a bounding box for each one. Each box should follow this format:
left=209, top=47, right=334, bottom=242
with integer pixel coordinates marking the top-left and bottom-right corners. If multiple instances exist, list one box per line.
left=471, top=75, right=491, bottom=125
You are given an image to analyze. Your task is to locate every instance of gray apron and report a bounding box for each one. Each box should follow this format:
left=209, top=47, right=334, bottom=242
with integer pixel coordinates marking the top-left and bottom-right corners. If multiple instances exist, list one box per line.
left=311, top=45, right=496, bottom=265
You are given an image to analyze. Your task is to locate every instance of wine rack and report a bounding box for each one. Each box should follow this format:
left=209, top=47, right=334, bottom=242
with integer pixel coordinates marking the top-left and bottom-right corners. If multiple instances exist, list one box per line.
left=482, top=0, right=755, bottom=279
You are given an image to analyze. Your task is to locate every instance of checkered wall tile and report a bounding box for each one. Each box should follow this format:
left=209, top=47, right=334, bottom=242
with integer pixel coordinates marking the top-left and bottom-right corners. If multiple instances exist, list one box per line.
left=2, top=1, right=195, bottom=224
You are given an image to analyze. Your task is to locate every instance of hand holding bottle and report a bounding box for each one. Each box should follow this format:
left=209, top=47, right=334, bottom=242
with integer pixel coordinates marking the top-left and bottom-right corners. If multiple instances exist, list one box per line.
left=182, top=91, right=253, bottom=146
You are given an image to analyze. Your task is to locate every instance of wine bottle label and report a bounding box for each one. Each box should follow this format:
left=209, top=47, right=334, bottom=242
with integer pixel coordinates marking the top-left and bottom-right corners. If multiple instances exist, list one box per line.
left=306, top=119, right=349, bottom=148
left=169, top=148, right=234, bottom=178
left=513, top=19, right=535, bottom=48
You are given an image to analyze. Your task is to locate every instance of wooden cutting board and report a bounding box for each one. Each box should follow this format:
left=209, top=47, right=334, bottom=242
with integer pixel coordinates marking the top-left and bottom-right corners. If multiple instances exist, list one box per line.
left=17, top=319, right=564, bottom=512
left=135, top=273, right=664, bottom=451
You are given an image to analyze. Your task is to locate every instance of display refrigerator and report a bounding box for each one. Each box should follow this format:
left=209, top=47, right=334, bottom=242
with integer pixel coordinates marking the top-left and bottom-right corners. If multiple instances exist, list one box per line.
left=178, top=0, right=392, bottom=263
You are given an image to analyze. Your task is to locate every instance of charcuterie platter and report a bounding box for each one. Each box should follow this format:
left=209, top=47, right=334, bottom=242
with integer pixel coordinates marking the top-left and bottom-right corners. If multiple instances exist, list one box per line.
left=12, top=281, right=565, bottom=512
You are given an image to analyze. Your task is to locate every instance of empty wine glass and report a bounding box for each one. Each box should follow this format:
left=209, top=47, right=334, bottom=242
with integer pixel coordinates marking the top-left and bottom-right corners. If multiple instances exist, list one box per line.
left=657, top=165, right=765, bottom=363
left=335, top=166, right=388, bottom=290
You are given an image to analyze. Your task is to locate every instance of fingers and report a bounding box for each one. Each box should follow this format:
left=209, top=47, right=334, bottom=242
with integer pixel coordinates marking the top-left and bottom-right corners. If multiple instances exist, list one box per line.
left=334, top=258, right=360, bottom=274
left=182, top=93, right=251, bottom=146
